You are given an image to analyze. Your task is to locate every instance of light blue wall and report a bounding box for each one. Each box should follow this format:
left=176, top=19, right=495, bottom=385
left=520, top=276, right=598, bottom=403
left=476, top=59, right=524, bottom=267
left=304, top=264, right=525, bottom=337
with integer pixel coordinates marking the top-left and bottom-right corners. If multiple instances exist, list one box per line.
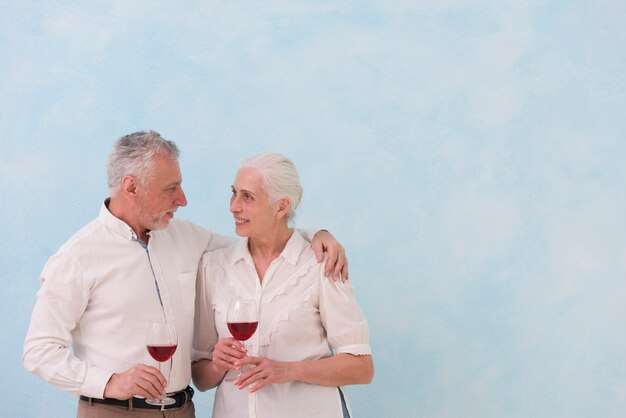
left=2, top=2, right=625, bottom=417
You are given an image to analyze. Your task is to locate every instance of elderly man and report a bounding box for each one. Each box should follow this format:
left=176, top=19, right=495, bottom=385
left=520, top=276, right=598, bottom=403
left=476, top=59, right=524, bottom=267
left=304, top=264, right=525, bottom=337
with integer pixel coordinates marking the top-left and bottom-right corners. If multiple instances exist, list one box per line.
left=23, top=131, right=347, bottom=418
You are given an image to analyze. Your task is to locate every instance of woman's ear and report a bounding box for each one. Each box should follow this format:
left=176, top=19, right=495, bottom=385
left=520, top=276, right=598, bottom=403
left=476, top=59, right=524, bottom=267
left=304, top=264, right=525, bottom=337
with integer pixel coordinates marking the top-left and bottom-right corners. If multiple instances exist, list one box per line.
left=275, top=197, right=291, bottom=220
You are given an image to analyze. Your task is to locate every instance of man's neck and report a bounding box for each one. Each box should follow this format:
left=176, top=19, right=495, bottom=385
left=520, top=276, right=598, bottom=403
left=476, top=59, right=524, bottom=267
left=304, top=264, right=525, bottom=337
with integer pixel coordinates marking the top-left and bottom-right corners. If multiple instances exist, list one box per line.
left=107, top=196, right=149, bottom=242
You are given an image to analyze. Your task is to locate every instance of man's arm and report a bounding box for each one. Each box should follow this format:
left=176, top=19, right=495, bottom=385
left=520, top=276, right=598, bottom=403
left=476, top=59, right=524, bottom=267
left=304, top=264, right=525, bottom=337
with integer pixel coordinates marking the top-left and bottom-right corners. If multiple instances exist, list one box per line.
left=22, top=251, right=166, bottom=400
left=206, top=228, right=348, bottom=281
left=23, top=252, right=113, bottom=398
left=204, top=231, right=237, bottom=252
left=301, top=229, right=348, bottom=281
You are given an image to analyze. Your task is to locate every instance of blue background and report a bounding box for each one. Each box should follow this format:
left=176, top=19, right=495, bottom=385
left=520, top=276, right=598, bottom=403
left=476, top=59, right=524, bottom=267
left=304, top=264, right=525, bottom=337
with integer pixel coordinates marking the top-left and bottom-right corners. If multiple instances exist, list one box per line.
left=1, top=1, right=625, bottom=417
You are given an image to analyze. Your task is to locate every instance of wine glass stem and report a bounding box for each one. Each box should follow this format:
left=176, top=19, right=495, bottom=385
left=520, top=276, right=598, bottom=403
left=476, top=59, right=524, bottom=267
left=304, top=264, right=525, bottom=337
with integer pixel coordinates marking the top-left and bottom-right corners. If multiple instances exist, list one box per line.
left=167, top=357, right=172, bottom=392
left=237, top=340, right=245, bottom=376
left=159, top=362, right=165, bottom=400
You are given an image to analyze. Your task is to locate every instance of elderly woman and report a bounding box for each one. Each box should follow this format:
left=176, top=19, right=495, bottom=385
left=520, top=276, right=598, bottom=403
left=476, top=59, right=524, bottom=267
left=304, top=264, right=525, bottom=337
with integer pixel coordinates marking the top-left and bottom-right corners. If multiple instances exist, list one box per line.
left=192, top=153, right=373, bottom=418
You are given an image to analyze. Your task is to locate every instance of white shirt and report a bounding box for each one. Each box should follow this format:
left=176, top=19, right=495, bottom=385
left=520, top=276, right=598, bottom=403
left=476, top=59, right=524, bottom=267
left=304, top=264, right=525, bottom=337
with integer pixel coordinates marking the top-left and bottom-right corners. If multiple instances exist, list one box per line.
left=23, top=200, right=233, bottom=398
left=194, top=230, right=371, bottom=418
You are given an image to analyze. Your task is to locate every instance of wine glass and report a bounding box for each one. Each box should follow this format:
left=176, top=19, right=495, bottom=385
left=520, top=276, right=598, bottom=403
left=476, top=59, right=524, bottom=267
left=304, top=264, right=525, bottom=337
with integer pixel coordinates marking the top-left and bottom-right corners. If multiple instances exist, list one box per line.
left=227, top=299, right=258, bottom=376
left=146, top=318, right=178, bottom=406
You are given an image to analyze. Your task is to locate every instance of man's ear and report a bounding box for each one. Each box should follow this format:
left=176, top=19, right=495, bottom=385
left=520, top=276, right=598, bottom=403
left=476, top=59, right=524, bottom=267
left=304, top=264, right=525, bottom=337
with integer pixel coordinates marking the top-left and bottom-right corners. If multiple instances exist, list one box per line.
left=121, top=175, right=140, bottom=197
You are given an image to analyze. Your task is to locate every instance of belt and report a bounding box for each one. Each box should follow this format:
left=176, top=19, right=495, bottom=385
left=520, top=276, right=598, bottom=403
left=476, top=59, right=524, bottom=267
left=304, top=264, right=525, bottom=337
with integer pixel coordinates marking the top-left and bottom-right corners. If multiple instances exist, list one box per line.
left=80, top=386, right=194, bottom=410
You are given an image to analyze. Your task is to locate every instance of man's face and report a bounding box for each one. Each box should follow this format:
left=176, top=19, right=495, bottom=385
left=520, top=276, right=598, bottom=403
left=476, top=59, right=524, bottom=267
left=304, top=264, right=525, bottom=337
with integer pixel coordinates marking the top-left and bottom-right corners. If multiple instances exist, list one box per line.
left=136, top=150, right=187, bottom=232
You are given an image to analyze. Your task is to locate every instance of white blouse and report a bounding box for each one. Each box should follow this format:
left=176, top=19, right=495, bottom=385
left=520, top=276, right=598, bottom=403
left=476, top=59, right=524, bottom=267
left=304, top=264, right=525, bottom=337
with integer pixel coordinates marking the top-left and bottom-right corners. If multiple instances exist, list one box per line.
left=194, top=230, right=371, bottom=418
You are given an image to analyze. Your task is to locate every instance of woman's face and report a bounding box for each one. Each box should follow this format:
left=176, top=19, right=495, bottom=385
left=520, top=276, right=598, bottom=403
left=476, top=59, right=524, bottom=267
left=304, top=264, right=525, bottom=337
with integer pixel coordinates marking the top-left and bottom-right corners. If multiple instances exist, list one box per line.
left=230, top=168, right=278, bottom=238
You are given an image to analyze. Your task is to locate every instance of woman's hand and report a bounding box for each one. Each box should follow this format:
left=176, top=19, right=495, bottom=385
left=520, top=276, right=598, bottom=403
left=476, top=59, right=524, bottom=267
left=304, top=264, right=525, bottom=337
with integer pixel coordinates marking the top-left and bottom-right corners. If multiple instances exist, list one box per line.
left=192, top=339, right=245, bottom=392
left=211, top=337, right=248, bottom=372
left=232, top=356, right=293, bottom=393
left=232, top=353, right=374, bottom=393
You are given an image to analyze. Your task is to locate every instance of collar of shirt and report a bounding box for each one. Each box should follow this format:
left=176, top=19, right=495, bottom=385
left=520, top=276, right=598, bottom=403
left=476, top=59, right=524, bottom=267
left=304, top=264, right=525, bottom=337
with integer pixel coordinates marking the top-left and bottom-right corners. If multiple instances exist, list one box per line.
left=229, top=229, right=308, bottom=268
left=100, top=198, right=142, bottom=241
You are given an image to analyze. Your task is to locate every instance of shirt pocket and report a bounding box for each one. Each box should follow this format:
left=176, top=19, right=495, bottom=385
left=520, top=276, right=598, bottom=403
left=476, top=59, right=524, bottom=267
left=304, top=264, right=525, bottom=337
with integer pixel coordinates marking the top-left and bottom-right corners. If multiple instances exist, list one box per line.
left=177, top=272, right=196, bottom=317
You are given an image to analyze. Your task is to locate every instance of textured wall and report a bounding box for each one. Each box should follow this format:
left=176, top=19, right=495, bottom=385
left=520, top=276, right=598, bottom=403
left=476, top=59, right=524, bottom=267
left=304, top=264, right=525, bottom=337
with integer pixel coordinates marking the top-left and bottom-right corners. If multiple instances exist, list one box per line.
left=2, top=2, right=625, bottom=417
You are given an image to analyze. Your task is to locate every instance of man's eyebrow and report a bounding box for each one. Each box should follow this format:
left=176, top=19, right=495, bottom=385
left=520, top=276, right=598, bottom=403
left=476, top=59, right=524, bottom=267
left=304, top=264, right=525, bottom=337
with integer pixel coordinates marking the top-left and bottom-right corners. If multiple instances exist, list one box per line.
left=164, top=180, right=182, bottom=188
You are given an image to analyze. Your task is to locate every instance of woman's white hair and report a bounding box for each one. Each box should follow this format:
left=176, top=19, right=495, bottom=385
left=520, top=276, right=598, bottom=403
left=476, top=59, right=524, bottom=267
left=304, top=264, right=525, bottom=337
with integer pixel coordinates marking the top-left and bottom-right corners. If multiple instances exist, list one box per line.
left=107, top=130, right=179, bottom=194
left=239, top=152, right=303, bottom=221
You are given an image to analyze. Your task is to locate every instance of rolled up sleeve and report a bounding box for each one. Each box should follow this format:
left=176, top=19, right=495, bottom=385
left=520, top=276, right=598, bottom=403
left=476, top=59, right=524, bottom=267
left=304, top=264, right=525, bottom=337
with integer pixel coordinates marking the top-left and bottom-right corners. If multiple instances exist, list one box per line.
left=318, top=272, right=372, bottom=356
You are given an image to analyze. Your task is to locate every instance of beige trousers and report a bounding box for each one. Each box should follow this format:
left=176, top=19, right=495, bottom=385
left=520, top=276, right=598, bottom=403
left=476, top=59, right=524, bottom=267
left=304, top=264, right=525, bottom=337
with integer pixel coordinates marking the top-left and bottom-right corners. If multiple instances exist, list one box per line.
left=77, top=399, right=195, bottom=418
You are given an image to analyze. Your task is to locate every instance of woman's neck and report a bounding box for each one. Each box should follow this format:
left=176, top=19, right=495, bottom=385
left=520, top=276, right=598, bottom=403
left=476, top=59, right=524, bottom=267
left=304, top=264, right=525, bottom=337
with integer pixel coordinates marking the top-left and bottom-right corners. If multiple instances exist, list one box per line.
left=248, top=226, right=293, bottom=282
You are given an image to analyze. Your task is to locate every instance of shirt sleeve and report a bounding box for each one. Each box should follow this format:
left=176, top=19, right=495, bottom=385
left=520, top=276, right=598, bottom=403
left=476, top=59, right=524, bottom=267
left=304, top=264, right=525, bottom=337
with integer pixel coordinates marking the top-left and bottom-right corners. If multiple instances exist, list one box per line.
left=318, top=266, right=372, bottom=356
left=205, top=232, right=237, bottom=252
left=192, top=252, right=220, bottom=361
left=22, top=250, right=113, bottom=398
left=296, top=229, right=320, bottom=243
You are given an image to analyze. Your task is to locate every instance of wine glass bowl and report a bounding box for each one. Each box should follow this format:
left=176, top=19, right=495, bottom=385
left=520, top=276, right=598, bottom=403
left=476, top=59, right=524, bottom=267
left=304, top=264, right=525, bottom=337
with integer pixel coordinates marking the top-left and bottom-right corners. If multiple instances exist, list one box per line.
left=227, top=321, right=258, bottom=341
left=226, top=299, right=258, bottom=375
left=146, top=318, right=178, bottom=406
left=147, top=344, right=177, bottom=362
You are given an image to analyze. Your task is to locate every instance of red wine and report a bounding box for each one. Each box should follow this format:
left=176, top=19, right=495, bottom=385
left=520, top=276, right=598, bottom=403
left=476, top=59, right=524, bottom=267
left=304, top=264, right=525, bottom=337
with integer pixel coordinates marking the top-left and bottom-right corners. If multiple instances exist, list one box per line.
left=227, top=322, right=258, bottom=341
left=147, top=344, right=177, bottom=362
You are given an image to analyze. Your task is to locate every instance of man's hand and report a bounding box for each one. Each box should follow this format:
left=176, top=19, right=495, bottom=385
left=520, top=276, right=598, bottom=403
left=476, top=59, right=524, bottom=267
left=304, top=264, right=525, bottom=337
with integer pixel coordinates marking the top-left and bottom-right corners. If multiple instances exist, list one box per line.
left=103, top=364, right=166, bottom=401
left=311, top=230, right=348, bottom=281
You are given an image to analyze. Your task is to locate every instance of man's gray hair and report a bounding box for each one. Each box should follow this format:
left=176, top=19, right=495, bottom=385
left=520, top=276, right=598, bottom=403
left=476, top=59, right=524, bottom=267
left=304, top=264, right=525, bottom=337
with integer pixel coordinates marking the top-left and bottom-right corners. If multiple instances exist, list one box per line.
left=239, top=152, right=303, bottom=221
left=107, top=130, right=180, bottom=194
